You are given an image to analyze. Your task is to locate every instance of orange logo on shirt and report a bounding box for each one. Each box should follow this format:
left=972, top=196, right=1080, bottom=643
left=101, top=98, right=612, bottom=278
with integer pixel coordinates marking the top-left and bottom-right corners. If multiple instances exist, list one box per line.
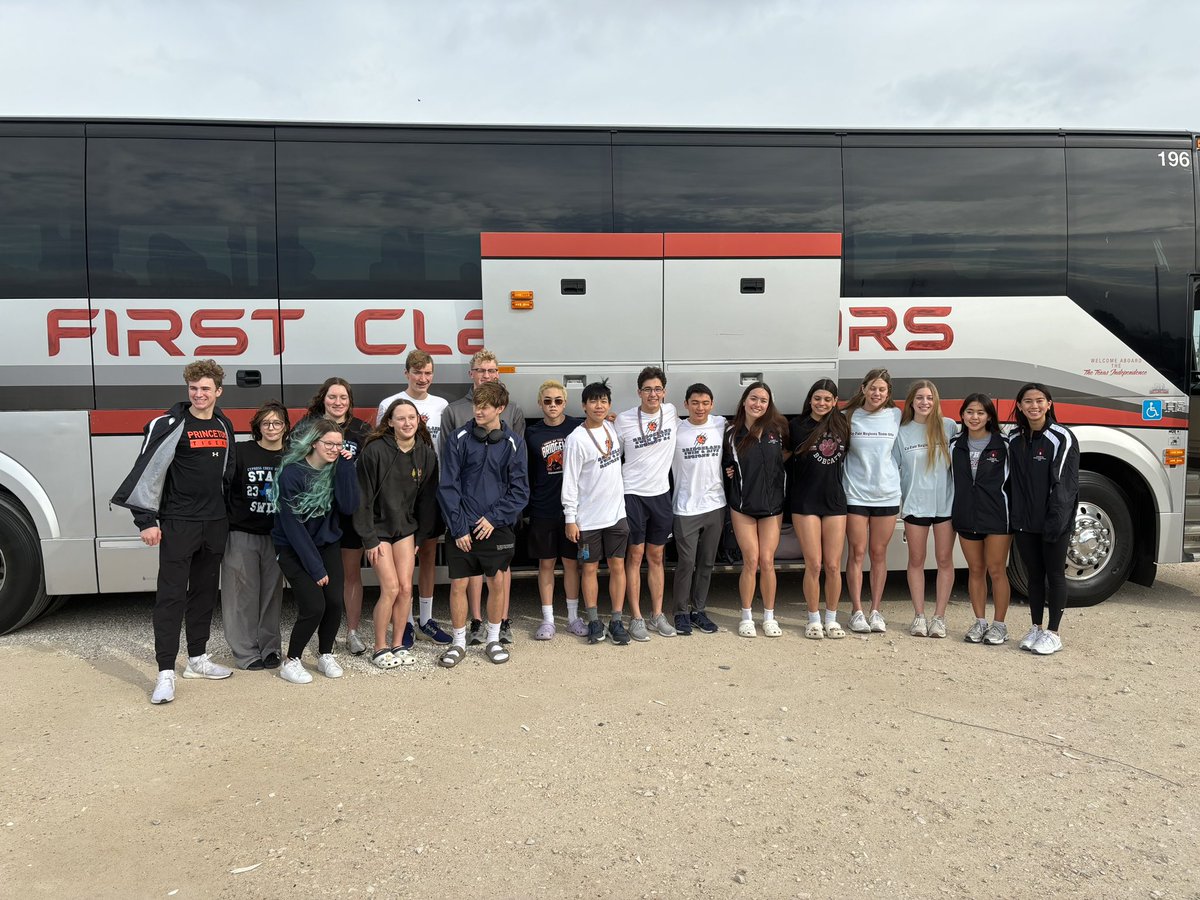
left=696, top=434, right=707, bottom=445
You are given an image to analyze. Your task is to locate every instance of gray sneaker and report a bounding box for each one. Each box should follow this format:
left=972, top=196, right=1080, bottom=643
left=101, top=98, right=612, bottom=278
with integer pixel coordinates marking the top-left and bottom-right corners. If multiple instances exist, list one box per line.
left=867, top=610, right=887, bottom=633
left=964, top=620, right=989, bottom=643
left=648, top=613, right=676, bottom=637
left=627, top=618, right=651, bottom=642
left=849, top=611, right=871, bottom=633
left=183, top=653, right=232, bottom=680
left=928, top=616, right=947, bottom=639
left=982, top=621, right=1009, bottom=645
left=1019, top=625, right=1042, bottom=650
left=347, top=629, right=367, bottom=656
left=909, top=615, right=928, bottom=637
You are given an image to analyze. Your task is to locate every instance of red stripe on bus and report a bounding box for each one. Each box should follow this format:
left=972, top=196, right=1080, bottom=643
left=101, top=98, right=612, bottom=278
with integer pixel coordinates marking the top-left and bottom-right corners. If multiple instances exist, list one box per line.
left=90, top=408, right=379, bottom=435
left=664, top=233, right=843, bottom=259
left=480, top=233, right=664, bottom=259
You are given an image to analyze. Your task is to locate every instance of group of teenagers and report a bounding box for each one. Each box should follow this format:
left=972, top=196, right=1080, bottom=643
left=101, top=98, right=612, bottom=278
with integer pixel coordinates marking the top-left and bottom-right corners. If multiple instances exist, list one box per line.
left=113, top=350, right=1078, bottom=706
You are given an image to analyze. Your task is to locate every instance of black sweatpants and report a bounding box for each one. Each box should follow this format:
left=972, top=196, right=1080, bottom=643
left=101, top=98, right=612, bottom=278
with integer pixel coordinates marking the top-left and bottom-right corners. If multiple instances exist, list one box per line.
left=277, top=543, right=344, bottom=659
left=153, top=518, right=229, bottom=671
left=1014, top=530, right=1069, bottom=631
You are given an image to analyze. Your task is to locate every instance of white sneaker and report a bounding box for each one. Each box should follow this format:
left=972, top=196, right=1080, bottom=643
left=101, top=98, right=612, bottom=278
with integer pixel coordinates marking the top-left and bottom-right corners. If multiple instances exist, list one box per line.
left=983, top=622, right=1009, bottom=645
left=316, top=653, right=344, bottom=678
left=910, top=615, right=928, bottom=637
left=849, top=611, right=871, bottom=633
left=347, top=630, right=367, bottom=655
left=183, top=653, right=232, bottom=680
left=150, top=670, right=175, bottom=704
left=1031, top=631, right=1063, bottom=655
left=1019, top=625, right=1042, bottom=651
left=928, top=616, right=947, bottom=639
left=868, top=610, right=887, bottom=633
left=280, top=657, right=313, bottom=684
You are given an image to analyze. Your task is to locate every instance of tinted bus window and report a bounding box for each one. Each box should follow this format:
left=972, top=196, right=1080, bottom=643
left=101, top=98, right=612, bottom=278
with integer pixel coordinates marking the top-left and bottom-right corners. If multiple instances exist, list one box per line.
left=843, top=147, right=1067, bottom=297
left=0, top=137, right=86, bottom=298
left=1067, top=147, right=1197, bottom=391
left=87, top=139, right=277, bottom=298
left=276, top=141, right=612, bottom=300
left=613, top=146, right=842, bottom=232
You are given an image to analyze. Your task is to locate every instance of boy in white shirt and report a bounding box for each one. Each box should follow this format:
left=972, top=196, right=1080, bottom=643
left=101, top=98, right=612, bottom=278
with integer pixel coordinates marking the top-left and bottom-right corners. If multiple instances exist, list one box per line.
left=670, top=383, right=726, bottom=635
left=613, top=366, right=678, bottom=641
left=562, top=380, right=630, bottom=645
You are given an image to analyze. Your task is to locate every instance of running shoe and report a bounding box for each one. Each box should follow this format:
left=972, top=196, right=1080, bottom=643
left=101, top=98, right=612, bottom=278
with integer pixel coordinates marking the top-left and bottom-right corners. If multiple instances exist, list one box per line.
left=1019, top=625, right=1042, bottom=651
left=347, top=629, right=367, bottom=655
left=648, top=613, right=676, bottom=637
left=849, top=611, right=871, bottom=633
left=586, top=620, right=606, bottom=644
left=418, top=618, right=453, bottom=645
left=608, top=619, right=631, bottom=646
left=910, top=615, right=928, bottom=637
left=690, top=611, right=719, bottom=634
left=183, top=653, right=232, bottom=680
left=1031, top=630, right=1063, bottom=655
left=928, top=616, right=947, bottom=639
left=674, top=613, right=693, bottom=635
left=964, top=620, right=989, bottom=643
left=150, top=670, right=175, bottom=705
left=868, top=611, right=887, bottom=633
left=627, top=618, right=651, bottom=642
left=982, top=622, right=1009, bottom=645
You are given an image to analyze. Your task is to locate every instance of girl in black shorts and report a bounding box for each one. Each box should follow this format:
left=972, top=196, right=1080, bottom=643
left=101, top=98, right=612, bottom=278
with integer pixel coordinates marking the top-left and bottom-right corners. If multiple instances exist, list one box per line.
left=354, top=398, right=440, bottom=669
left=724, top=381, right=789, bottom=638
left=950, top=393, right=1013, bottom=645
left=788, top=378, right=849, bottom=640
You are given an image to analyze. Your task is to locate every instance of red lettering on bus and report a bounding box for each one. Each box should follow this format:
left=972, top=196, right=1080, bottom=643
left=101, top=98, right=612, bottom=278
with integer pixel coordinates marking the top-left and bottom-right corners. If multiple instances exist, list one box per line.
left=105, top=309, right=120, bottom=357
left=192, top=309, right=248, bottom=356
left=903, top=306, right=954, bottom=351
left=847, top=307, right=898, bottom=352
left=250, top=309, right=304, bottom=355
left=127, top=309, right=183, bottom=357
left=458, top=308, right=485, bottom=356
left=47, top=309, right=97, bottom=356
left=355, top=309, right=407, bottom=356
left=413, top=310, right=451, bottom=355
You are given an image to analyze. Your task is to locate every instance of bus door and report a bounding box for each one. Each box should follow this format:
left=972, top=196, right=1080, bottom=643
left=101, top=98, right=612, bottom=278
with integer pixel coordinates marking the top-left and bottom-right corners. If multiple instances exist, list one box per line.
left=1186, top=274, right=1200, bottom=560
left=480, top=233, right=665, bottom=413
left=662, top=233, right=843, bottom=415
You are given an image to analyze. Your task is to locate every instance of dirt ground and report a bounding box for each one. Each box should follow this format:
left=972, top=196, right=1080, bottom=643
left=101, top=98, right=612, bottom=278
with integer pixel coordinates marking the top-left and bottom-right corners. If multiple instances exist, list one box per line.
left=1, top=565, right=1197, bottom=900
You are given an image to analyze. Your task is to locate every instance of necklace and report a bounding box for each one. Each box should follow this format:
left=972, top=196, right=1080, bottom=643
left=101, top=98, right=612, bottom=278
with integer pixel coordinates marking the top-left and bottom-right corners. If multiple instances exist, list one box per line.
left=585, top=423, right=613, bottom=457
left=637, top=407, right=663, bottom=438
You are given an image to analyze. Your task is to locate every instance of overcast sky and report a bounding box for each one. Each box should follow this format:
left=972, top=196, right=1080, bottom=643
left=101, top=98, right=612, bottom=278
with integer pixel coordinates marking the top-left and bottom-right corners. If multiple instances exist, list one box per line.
left=1, top=0, right=1197, bottom=130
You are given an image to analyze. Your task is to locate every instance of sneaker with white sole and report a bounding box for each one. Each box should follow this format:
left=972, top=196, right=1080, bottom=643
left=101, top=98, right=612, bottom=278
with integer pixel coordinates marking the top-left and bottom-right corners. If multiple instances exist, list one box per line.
left=964, top=620, right=989, bottom=643
left=1019, top=625, right=1042, bottom=651
left=648, top=613, right=676, bottom=637
left=150, top=670, right=175, bottom=704
left=928, top=616, right=947, bottom=639
left=316, top=653, right=344, bottom=678
left=627, top=618, right=651, bottom=642
left=868, top=611, right=887, bottom=633
left=347, top=630, right=367, bottom=655
left=1031, top=630, right=1063, bottom=655
left=279, top=657, right=312, bottom=684
left=910, top=615, right=928, bottom=637
left=982, top=622, right=1009, bottom=645
left=183, top=653, right=232, bottom=680
left=849, top=611, right=871, bottom=633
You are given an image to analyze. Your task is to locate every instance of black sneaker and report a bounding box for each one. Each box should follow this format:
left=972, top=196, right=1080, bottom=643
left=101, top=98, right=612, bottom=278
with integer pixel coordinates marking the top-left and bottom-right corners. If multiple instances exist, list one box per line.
left=586, top=619, right=606, bottom=644
left=674, top=613, right=693, bottom=635
left=262, top=652, right=281, bottom=669
left=691, top=611, right=719, bottom=634
left=468, top=619, right=485, bottom=645
left=499, top=619, right=513, bottom=644
left=608, top=619, right=630, bottom=646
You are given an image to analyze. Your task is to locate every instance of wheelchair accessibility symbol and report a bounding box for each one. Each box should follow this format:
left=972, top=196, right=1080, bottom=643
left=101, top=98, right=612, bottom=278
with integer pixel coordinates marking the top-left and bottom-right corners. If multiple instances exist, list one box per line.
left=1142, top=399, right=1163, bottom=421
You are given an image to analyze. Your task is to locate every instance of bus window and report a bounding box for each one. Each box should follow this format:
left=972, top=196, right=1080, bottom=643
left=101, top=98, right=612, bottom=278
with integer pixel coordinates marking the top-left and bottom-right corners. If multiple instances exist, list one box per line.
left=87, top=138, right=277, bottom=299
left=842, top=146, right=1067, bottom=298
left=0, top=137, right=86, bottom=299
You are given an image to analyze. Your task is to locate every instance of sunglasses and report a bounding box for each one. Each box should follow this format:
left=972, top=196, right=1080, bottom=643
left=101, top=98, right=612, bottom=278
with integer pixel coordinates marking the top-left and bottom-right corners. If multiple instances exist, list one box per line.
left=542, top=397, right=565, bottom=406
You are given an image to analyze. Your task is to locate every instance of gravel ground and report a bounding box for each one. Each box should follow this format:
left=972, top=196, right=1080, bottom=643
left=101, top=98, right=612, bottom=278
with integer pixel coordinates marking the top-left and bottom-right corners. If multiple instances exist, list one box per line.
left=2, top=566, right=1198, bottom=899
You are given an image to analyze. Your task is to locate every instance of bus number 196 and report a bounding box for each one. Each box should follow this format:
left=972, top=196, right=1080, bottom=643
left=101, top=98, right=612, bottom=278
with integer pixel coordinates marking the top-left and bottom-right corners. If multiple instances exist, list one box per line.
left=1158, top=150, right=1191, bottom=168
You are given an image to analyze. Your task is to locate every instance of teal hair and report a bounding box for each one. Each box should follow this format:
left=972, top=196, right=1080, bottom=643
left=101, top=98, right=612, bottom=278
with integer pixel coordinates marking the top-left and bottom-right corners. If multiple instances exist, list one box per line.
left=273, top=417, right=343, bottom=521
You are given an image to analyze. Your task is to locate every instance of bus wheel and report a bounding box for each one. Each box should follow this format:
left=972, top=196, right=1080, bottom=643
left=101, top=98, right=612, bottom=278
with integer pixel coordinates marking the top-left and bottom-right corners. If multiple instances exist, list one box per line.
left=1007, top=472, right=1134, bottom=608
left=0, top=495, right=53, bottom=634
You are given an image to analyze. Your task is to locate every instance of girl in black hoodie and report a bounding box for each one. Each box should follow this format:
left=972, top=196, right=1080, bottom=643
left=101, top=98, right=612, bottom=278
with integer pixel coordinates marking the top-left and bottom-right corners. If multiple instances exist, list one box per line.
left=354, top=398, right=440, bottom=669
left=1006, top=383, right=1080, bottom=656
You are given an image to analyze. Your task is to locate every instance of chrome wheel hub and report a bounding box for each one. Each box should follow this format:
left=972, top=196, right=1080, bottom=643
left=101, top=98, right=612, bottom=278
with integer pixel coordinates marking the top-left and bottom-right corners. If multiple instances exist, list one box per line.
left=1066, top=502, right=1113, bottom=582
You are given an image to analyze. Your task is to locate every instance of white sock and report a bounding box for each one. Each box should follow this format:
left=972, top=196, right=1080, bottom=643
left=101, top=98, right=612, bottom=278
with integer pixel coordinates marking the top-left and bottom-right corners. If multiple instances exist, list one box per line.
left=977, top=617, right=988, bottom=627
left=419, top=597, right=433, bottom=624
left=825, top=609, right=837, bottom=626
left=741, top=608, right=753, bottom=622
left=452, top=626, right=467, bottom=650
left=407, top=614, right=415, bottom=627
left=486, top=621, right=502, bottom=644
left=808, top=612, right=821, bottom=625
left=763, top=609, right=775, bottom=622
left=541, top=604, right=554, bottom=624
left=566, top=599, right=580, bottom=621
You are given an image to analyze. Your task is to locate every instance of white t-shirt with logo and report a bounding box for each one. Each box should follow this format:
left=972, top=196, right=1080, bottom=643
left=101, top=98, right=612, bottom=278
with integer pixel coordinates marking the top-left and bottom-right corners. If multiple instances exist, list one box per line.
left=561, top=421, right=626, bottom=531
left=614, top=402, right=678, bottom=497
left=843, top=406, right=903, bottom=506
left=671, top=415, right=728, bottom=516
left=376, top=390, right=450, bottom=459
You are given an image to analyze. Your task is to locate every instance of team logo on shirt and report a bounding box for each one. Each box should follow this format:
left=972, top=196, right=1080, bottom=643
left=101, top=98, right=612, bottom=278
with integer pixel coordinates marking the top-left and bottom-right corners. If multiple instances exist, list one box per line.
left=647, top=421, right=658, bottom=433
left=1034, top=447, right=1047, bottom=462
left=187, top=428, right=228, bottom=450
left=542, top=437, right=567, bottom=474
left=695, top=434, right=707, bottom=445
left=985, top=450, right=1002, bottom=464
left=420, top=414, right=429, bottom=423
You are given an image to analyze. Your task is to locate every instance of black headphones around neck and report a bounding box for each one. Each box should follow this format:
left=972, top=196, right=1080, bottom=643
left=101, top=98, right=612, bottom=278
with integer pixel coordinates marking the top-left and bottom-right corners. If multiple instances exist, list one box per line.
left=472, top=425, right=506, bottom=444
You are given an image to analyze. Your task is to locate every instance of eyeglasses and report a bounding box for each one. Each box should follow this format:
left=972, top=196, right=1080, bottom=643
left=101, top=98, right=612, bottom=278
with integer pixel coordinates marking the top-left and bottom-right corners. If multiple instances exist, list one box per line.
left=639, top=386, right=665, bottom=395
left=542, top=398, right=565, bottom=406
left=261, top=421, right=285, bottom=429
left=316, top=440, right=343, bottom=450
left=472, top=367, right=500, bottom=376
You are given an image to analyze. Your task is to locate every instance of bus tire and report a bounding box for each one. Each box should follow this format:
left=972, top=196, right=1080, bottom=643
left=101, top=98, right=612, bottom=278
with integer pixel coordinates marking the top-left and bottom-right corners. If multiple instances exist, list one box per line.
left=0, top=495, right=53, bottom=634
left=1007, top=471, right=1134, bottom=608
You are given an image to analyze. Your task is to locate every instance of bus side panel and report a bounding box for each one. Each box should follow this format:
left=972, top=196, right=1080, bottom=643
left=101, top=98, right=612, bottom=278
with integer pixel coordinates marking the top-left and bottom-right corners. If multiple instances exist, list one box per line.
left=92, top=435, right=160, bottom=593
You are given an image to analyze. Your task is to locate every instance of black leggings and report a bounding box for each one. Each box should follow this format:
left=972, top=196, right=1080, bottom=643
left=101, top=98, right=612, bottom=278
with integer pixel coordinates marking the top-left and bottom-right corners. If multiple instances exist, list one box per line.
left=1014, top=531, right=1069, bottom=631
left=277, top=543, right=344, bottom=659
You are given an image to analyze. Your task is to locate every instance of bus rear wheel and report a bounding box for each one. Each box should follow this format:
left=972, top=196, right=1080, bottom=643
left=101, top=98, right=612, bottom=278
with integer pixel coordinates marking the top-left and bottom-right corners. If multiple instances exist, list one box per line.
left=1007, top=471, right=1134, bottom=607
left=0, top=495, right=54, bottom=634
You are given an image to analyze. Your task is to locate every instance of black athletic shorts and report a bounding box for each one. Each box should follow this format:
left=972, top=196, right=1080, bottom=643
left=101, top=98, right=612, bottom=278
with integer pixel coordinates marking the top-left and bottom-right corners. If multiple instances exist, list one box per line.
left=958, top=530, right=1009, bottom=542
left=527, top=516, right=574, bottom=560
left=338, top=513, right=363, bottom=550
left=577, top=518, right=630, bottom=562
left=625, top=492, right=673, bottom=545
left=446, top=526, right=516, bottom=579
left=903, top=515, right=951, bottom=527
left=846, top=505, right=900, bottom=518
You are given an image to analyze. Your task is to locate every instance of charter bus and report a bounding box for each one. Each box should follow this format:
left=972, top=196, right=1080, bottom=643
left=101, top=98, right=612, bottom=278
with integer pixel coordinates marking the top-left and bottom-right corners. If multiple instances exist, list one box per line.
left=0, top=119, right=1197, bottom=634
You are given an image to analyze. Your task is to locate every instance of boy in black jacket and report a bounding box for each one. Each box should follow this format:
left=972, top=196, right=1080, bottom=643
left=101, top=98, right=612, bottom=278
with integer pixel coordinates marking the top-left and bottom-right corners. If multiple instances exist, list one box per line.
left=112, top=359, right=237, bottom=704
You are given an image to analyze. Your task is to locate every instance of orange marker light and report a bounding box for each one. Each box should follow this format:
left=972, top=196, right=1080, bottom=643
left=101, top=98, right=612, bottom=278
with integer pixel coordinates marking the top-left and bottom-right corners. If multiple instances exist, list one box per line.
left=510, top=289, right=534, bottom=310
left=1164, top=448, right=1186, bottom=467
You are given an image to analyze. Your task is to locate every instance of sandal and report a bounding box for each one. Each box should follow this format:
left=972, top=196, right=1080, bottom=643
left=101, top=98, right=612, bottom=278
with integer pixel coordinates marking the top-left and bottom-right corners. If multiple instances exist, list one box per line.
left=805, top=621, right=825, bottom=640
left=372, top=649, right=401, bottom=669
left=484, top=640, right=510, bottom=664
left=824, top=621, right=846, bottom=639
left=763, top=619, right=783, bottom=638
left=438, top=645, right=466, bottom=668
left=392, top=648, right=416, bottom=667
left=737, top=620, right=757, bottom=638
